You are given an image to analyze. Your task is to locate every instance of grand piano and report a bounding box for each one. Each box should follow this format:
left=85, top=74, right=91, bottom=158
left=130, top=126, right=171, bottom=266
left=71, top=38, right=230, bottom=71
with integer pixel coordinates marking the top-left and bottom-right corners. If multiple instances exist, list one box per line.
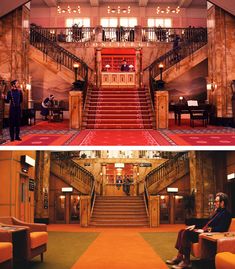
left=170, top=102, right=213, bottom=126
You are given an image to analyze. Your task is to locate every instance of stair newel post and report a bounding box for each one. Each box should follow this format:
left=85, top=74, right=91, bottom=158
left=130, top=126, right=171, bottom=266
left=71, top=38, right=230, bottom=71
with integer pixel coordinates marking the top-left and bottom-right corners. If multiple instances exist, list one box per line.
left=154, top=91, right=169, bottom=129
left=149, top=195, right=160, bottom=227
left=80, top=195, right=91, bottom=227
left=69, top=91, right=83, bottom=130
left=95, top=47, right=102, bottom=88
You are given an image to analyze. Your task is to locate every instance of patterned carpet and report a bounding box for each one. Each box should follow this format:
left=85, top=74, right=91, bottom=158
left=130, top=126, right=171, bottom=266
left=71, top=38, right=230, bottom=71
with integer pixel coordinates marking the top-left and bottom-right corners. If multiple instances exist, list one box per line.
left=2, top=120, right=235, bottom=146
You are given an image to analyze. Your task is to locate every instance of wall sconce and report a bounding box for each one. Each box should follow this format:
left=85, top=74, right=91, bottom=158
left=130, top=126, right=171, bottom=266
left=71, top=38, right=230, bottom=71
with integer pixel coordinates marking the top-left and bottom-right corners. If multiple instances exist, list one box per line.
left=26, top=83, right=31, bottom=91
left=207, top=81, right=217, bottom=92
left=156, top=6, right=180, bottom=14
left=107, top=5, right=130, bottom=14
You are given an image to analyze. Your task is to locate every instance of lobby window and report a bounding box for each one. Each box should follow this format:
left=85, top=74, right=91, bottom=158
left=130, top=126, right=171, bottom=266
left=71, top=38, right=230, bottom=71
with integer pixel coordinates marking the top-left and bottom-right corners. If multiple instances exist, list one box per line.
left=119, top=18, right=137, bottom=27
left=101, top=18, right=118, bottom=27
left=147, top=18, right=172, bottom=28
left=66, top=18, right=90, bottom=27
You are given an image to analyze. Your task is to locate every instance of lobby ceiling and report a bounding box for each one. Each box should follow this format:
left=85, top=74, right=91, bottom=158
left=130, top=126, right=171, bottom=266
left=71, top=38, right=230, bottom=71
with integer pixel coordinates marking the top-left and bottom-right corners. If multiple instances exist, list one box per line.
left=30, top=0, right=206, bottom=8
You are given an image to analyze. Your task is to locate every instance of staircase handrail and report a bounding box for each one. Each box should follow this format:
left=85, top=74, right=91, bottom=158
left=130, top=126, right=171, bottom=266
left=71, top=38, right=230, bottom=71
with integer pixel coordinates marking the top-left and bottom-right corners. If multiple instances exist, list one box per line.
left=143, top=182, right=149, bottom=217
left=145, top=152, right=189, bottom=190
left=90, top=180, right=96, bottom=216
left=51, top=153, right=95, bottom=193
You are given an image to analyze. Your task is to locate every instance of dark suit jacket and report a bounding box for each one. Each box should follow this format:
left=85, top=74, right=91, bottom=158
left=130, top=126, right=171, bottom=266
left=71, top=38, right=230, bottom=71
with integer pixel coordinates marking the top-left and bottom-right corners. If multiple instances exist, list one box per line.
left=121, top=64, right=129, bottom=72
left=205, top=208, right=232, bottom=232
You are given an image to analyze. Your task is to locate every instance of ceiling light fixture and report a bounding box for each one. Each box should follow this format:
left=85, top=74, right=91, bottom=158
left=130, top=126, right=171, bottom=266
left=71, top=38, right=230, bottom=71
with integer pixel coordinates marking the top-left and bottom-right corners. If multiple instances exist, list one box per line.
left=107, top=5, right=131, bottom=14
left=156, top=6, right=180, bottom=15
left=57, top=5, right=81, bottom=14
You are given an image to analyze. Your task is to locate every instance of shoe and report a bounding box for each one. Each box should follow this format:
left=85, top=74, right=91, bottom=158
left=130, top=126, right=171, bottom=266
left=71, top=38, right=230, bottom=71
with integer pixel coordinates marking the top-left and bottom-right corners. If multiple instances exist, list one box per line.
left=15, top=137, right=22, bottom=141
left=166, top=257, right=182, bottom=265
left=171, top=261, right=192, bottom=269
left=10, top=138, right=14, bottom=142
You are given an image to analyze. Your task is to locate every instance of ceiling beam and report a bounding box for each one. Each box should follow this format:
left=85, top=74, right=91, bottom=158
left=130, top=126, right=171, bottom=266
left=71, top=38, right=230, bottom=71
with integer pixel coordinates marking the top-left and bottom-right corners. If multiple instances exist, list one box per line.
left=90, top=0, right=99, bottom=7
left=178, top=0, right=193, bottom=8
left=42, top=0, right=57, bottom=7
left=139, top=0, right=148, bottom=7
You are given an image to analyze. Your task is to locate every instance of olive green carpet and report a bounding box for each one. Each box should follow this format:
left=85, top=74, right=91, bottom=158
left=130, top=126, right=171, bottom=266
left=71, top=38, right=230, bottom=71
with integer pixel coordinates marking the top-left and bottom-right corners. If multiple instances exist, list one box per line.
left=141, top=232, right=215, bottom=269
left=15, top=232, right=99, bottom=269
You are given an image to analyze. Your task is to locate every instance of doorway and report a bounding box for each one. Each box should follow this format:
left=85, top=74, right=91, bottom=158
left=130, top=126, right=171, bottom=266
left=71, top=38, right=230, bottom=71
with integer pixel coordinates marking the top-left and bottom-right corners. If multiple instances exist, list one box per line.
left=55, top=193, right=80, bottom=224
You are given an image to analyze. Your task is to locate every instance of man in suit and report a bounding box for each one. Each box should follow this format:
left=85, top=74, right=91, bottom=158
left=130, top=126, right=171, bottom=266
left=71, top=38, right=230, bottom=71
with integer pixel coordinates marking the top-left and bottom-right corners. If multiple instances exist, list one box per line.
left=120, top=60, right=130, bottom=72
left=2, top=80, right=23, bottom=141
left=166, top=192, right=232, bottom=269
left=116, top=176, right=123, bottom=190
left=41, top=94, right=55, bottom=120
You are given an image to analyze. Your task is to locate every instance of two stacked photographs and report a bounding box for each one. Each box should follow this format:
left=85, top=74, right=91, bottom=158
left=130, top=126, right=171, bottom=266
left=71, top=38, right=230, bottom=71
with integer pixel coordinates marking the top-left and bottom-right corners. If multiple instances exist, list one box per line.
left=0, top=1, right=235, bottom=269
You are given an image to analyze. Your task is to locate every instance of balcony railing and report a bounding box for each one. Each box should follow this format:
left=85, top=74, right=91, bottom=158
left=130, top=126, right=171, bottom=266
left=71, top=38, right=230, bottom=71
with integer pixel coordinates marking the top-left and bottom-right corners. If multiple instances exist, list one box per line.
left=30, top=25, right=207, bottom=44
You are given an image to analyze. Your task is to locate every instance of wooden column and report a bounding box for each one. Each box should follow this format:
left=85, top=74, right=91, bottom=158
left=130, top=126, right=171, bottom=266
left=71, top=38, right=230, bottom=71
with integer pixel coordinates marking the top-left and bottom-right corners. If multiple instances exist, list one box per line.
left=149, top=195, right=160, bottom=227
left=155, top=91, right=169, bottom=129
left=135, top=48, right=142, bottom=88
left=69, top=91, right=83, bottom=130
left=169, top=194, right=175, bottom=224
left=34, top=151, right=51, bottom=223
left=80, top=196, right=90, bottom=227
left=96, top=47, right=102, bottom=88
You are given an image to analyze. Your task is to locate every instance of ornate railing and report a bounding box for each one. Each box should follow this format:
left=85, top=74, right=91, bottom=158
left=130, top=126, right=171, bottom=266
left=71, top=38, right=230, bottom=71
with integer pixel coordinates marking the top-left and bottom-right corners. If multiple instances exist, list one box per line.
left=30, top=25, right=92, bottom=104
left=51, top=152, right=94, bottom=194
left=144, top=28, right=207, bottom=106
left=30, top=25, right=95, bottom=43
left=145, top=152, right=189, bottom=193
left=102, top=27, right=135, bottom=42
left=142, top=27, right=207, bottom=43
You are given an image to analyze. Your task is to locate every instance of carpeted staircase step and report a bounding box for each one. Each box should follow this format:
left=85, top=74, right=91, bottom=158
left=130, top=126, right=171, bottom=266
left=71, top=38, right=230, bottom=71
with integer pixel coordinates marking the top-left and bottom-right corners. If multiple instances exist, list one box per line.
left=83, top=87, right=154, bottom=130
left=86, top=124, right=152, bottom=129
left=90, top=195, right=149, bottom=227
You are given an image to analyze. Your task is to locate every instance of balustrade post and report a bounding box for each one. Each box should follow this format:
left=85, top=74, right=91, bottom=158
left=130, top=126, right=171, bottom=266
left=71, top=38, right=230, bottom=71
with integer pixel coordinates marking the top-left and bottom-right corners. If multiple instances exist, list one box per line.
left=95, top=47, right=102, bottom=88
left=149, top=195, right=160, bottom=227
left=80, top=195, right=91, bottom=227
left=69, top=91, right=83, bottom=129
left=134, top=25, right=142, bottom=43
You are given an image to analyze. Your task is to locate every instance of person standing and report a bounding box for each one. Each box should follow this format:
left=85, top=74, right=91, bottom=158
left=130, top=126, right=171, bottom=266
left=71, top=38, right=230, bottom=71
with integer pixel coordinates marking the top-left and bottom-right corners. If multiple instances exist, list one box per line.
left=120, top=60, right=130, bottom=72
left=40, top=94, right=54, bottom=120
left=2, top=80, right=23, bottom=142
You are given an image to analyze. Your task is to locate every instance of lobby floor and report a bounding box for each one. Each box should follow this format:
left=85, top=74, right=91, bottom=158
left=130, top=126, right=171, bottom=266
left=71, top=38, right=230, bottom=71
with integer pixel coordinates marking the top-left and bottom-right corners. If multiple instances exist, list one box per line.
left=2, top=119, right=235, bottom=146
left=20, top=224, right=214, bottom=269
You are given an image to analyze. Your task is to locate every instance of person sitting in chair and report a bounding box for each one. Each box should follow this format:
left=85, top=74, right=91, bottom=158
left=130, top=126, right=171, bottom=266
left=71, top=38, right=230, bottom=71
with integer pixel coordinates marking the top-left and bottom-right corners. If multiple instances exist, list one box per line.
left=41, top=94, right=55, bottom=120
left=166, top=192, right=232, bottom=269
left=120, top=60, right=130, bottom=72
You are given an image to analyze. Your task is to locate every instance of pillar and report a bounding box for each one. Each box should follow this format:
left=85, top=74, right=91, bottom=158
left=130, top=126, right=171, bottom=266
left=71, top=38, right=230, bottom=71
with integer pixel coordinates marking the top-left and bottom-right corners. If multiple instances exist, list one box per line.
left=34, top=151, right=51, bottom=223
left=149, top=195, right=160, bottom=227
left=95, top=47, right=102, bottom=88
left=69, top=91, right=83, bottom=129
left=207, top=5, right=235, bottom=122
left=101, top=163, right=107, bottom=195
left=155, top=91, right=169, bottom=129
left=80, top=196, right=90, bottom=227
left=0, top=5, right=30, bottom=109
left=135, top=47, right=142, bottom=88
left=189, top=151, right=216, bottom=218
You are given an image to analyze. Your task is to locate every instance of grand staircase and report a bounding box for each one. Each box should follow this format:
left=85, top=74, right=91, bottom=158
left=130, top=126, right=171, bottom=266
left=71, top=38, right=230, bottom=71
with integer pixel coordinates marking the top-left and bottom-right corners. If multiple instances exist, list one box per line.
left=90, top=196, right=149, bottom=227
left=83, top=87, right=154, bottom=129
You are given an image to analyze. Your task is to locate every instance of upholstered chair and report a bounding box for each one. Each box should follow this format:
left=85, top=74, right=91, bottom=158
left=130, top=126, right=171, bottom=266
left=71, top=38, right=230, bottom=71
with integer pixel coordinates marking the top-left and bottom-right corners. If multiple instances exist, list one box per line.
left=0, top=217, right=48, bottom=262
left=215, top=252, right=235, bottom=269
left=0, top=231, right=13, bottom=269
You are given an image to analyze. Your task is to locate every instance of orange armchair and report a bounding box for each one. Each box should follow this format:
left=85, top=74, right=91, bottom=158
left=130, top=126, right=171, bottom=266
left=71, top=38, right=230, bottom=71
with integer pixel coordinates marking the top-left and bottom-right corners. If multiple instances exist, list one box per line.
left=0, top=217, right=48, bottom=262
left=191, top=218, right=235, bottom=258
left=0, top=231, right=13, bottom=269
left=215, top=252, right=235, bottom=269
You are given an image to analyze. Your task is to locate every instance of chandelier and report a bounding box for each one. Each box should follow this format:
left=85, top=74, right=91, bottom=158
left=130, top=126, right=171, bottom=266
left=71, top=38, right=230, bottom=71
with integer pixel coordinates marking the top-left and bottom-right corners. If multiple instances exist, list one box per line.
left=156, top=6, right=180, bottom=14
left=57, top=5, right=81, bottom=14
left=107, top=6, right=131, bottom=14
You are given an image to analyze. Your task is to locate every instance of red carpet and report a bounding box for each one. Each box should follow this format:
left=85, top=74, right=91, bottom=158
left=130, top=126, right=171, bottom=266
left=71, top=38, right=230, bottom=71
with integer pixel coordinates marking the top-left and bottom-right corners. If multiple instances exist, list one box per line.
left=69, top=130, right=170, bottom=146
left=30, top=120, right=70, bottom=130
left=7, top=134, right=73, bottom=146
left=83, top=87, right=154, bottom=129
left=168, top=133, right=235, bottom=146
